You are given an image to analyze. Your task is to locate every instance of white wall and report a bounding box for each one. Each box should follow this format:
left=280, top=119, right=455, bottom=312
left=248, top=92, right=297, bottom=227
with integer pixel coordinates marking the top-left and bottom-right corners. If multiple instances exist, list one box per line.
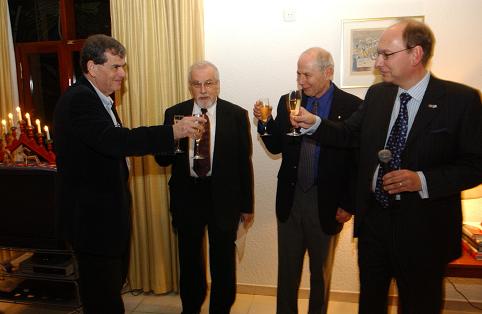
left=204, top=0, right=482, bottom=302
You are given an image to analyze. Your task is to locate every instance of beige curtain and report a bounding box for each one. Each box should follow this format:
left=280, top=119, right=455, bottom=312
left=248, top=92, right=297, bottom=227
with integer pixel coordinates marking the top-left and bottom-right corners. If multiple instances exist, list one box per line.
left=110, top=0, right=204, bottom=293
left=0, top=0, right=18, bottom=119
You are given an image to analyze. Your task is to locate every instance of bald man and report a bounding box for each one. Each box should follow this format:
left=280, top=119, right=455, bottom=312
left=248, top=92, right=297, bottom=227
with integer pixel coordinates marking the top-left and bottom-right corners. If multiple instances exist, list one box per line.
left=254, top=47, right=361, bottom=314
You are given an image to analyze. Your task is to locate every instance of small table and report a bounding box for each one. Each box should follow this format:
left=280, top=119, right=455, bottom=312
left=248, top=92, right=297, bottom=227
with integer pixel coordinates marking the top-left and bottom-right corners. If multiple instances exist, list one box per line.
left=446, top=249, right=482, bottom=278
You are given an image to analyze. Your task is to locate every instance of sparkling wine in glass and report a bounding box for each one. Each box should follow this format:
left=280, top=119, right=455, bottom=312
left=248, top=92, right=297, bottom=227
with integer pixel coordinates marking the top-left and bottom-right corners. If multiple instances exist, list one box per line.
left=192, top=113, right=205, bottom=159
left=286, top=90, right=302, bottom=136
left=173, top=115, right=184, bottom=153
left=259, top=98, right=272, bottom=136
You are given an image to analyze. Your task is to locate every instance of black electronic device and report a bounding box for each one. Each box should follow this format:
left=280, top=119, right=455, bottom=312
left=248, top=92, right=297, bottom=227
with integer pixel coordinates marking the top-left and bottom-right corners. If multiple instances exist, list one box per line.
left=20, top=253, right=74, bottom=277
left=0, top=166, right=64, bottom=249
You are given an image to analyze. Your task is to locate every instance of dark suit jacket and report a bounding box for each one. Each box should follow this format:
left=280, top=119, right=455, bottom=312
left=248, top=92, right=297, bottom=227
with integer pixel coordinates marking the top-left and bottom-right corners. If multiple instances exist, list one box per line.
left=315, top=75, right=482, bottom=263
left=261, top=85, right=361, bottom=235
left=54, top=76, right=175, bottom=257
left=155, top=98, right=254, bottom=231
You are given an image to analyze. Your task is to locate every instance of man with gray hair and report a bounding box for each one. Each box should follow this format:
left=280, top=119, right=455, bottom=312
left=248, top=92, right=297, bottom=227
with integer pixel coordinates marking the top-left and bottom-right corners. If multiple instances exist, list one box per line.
left=156, top=61, right=254, bottom=314
left=253, top=47, right=361, bottom=314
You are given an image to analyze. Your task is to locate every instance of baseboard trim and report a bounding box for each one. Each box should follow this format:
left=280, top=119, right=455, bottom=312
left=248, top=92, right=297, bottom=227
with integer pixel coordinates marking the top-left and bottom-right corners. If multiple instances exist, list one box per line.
left=236, top=284, right=482, bottom=312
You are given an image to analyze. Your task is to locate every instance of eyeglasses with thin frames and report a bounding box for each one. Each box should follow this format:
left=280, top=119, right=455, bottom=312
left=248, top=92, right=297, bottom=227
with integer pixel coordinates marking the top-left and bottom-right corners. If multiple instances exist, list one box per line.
left=190, top=80, right=218, bottom=89
left=376, top=46, right=414, bottom=60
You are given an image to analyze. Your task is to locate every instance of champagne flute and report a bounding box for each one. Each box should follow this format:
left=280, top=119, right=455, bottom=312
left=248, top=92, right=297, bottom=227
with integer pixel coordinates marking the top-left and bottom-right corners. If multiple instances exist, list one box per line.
left=173, top=115, right=184, bottom=153
left=286, top=89, right=302, bottom=136
left=192, top=113, right=205, bottom=159
left=259, top=98, right=272, bottom=136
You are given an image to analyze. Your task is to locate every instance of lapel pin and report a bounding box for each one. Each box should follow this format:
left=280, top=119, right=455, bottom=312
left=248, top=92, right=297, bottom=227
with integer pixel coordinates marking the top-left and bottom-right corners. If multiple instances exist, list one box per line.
left=428, top=104, right=438, bottom=109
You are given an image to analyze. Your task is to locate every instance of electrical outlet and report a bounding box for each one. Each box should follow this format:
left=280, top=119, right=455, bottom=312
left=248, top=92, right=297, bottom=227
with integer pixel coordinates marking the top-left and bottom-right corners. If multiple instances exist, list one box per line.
left=283, top=8, right=296, bottom=22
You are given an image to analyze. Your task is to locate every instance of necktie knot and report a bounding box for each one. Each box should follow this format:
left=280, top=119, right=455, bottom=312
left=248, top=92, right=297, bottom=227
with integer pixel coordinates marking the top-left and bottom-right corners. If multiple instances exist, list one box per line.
left=399, top=92, right=412, bottom=106
left=310, top=101, right=319, bottom=114
left=201, top=108, right=207, bottom=115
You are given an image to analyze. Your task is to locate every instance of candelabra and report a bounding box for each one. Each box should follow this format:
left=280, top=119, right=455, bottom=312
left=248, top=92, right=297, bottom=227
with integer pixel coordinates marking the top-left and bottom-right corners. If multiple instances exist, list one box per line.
left=0, top=120, right=55, bottom=167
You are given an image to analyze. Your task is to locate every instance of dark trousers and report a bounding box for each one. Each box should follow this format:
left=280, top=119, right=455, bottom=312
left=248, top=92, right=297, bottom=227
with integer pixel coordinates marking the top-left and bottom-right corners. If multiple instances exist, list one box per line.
left=357, top=199, right=445, bottom=314
left=177, top=179, right=237, bottom=314
left=276, top=185, right=338, bottom=314
left=76, top=251, right=130, bottom=314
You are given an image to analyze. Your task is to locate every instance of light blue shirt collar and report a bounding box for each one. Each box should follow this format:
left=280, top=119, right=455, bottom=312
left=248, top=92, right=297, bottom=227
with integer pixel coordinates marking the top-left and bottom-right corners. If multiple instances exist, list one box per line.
left=397, top=71, right=430, bottom=102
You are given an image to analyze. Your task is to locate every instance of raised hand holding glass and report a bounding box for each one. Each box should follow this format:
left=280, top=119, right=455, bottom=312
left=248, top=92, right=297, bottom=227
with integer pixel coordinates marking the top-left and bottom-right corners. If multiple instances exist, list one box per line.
left=259, top=98, right=272, bottom=136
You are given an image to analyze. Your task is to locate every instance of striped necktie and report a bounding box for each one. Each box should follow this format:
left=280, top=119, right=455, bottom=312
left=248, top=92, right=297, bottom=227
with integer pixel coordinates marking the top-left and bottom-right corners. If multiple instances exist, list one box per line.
left=297, top=102, right=318, bottom=192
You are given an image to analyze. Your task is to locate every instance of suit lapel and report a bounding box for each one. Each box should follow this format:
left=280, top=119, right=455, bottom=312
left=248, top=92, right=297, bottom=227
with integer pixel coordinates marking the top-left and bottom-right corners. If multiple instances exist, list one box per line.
left=179, top=100, right=195, bottom=116
left=328, top=86, right=352, bottom=121
left=405, top=76, right=444, bottom=147
left=79, top=76, right=115, bottom=124
left=213, top=99, right=226, bottom=168
left=328, top=87, right=343, bottom=121
left=375, top=85, right=398, bottom=149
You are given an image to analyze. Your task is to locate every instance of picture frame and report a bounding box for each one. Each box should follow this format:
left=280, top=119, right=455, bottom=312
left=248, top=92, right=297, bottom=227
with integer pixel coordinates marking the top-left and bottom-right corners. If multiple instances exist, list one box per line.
left=340, top=16, right=424, bottom=88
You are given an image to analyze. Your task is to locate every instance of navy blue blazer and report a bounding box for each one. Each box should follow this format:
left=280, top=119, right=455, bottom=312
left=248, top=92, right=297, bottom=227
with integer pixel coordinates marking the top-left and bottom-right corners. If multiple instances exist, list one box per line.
left=261, top=85, right=362, bottom=235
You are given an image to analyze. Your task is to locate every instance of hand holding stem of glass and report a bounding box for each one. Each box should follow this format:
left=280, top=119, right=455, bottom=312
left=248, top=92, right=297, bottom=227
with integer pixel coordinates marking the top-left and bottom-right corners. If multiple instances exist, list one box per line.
left=192, top=113, right=205, bottom=159
left=173, top=115, right=184, bottom=153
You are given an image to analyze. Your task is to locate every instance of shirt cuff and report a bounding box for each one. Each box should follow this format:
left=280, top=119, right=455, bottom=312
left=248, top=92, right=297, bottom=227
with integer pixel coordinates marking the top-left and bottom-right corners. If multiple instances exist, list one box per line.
left=257, top=120, right=265, bottom=134
left=301, top=116, right=321, bottom=135
left=417, top=171, right=429, bottom=199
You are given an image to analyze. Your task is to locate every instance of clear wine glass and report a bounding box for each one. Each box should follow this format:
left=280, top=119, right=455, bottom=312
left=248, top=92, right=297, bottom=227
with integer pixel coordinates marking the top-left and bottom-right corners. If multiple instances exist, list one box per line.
left=192, top=113, right=205, bottom=159
left=173, top=115, right=184, bottom=153
left=259, top=98, right=272, bottom=136
left=286, top=89, right=302, bottom=136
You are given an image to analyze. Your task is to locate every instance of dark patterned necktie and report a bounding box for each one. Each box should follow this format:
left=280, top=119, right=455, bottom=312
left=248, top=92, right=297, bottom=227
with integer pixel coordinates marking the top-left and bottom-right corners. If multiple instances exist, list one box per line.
left=193, top=108, right=211, bottom=177
left=297, top=102, right=319, bottom=192
left=374, top=92, right=411, bottom=208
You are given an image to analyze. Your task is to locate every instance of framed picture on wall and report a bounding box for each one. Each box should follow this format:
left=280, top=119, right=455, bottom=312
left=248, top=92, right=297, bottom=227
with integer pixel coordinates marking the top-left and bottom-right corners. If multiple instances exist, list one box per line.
left=340, top=16, right=424, bottom=88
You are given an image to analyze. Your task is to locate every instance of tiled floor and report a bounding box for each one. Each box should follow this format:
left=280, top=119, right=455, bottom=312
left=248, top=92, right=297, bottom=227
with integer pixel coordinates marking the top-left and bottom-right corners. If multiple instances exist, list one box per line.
left=122, top=292, right=381, bottom=314
left=0, top=292, right=392, bottom=314
left=0, top=292, right=479, bottom=314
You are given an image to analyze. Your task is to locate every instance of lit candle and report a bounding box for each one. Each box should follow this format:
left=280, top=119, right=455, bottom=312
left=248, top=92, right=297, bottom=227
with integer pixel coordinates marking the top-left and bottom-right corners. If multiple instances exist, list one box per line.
left=44, top=125, right=51, bottom=141
left=8, top=113, right=13, bottom=128
left=35, top=119, right=41, bottom=134
left=25, top=113, right=31, bottom=127
left=16, top=106, right=22, bottom=121
left=1, top=119, right=8, bottom=140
